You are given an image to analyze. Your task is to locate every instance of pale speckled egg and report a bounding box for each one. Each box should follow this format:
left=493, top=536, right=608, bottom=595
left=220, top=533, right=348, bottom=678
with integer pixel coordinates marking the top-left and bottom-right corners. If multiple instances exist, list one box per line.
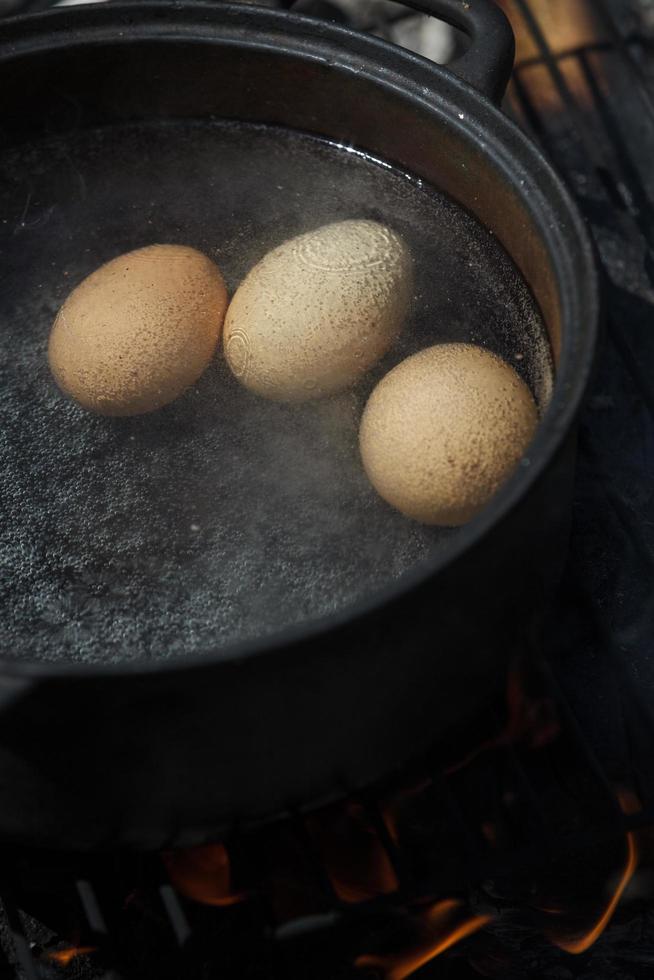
left=48, top=244, right=228, bottom=416
left=359, top=343, right=539, bottom=526
left=223, top=220, right=412, bottom=401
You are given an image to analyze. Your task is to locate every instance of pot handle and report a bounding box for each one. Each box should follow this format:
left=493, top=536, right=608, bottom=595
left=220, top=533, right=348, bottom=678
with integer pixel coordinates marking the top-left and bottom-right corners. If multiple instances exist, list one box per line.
left=396, top=0, right=515, bottom=104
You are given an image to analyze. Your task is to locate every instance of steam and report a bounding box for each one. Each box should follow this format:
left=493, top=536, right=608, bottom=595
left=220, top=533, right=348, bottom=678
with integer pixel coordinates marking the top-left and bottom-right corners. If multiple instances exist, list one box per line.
left=0, top=118, right=551, bottom=664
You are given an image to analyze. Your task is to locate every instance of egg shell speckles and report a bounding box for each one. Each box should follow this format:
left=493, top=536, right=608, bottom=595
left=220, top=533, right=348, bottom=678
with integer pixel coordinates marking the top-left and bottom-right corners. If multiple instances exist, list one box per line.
left=223, top=219, right=413, bottom=401
left=48, top=244, right=228, bottom=416
left=359, top=343, right=539, bottom=526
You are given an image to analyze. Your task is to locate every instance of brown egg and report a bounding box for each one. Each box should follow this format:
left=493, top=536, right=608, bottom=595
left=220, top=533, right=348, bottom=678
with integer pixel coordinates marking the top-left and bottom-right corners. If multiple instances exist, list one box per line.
left=223, top=220, right=412, bottom=401
left=359, top=343, right=539, bottom=526
left=48, top=244, right=228, bottom=416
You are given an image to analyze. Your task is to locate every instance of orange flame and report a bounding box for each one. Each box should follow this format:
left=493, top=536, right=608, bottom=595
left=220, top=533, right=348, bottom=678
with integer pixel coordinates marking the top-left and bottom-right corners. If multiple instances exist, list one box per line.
left=617, top=788, right=642, bottom=818
left=356, top=899, right=492, bottom=980
left=445, top=667, right=558, bottom=776
left=307, top=803, right=399, bottom=904
left=553, top=833, right=638, bottom=954
left=382, top=779, right=432, bottom=847
left=497, top=0, right=605, bottom=114
left=162, top=843, right=245, bottom=907
left=480, top=821, right=497, bottom=847
left=496, top=0, right=605, bottom=66
left=549, top=791, right=640, bottom=954
left=45, top=947, right=97, bottom=967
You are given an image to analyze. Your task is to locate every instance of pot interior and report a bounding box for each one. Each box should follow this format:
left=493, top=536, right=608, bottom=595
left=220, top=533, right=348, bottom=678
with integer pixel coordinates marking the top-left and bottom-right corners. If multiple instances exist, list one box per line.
left=0, top=9, right=572, bottom=667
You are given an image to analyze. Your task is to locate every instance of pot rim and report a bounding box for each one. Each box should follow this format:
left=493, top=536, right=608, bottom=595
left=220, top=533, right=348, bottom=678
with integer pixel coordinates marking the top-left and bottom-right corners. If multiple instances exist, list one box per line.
left=0, top=1, right=601, bottom=680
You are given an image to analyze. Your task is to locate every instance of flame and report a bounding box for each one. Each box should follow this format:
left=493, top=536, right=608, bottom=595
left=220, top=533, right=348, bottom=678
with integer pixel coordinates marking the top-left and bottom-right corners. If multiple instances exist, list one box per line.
left=45, top=947, right=97, bottom=967
left=497, top=0, right=605, bottom=114
left=617, top=788, right=642, bottom=817
left=496, top=0, right=605, bottom=65
left=553, top=833, right=638, bottom=954
left=162, top=843, right=245, bottom=907
left=356, top=899, right=492, bottom=979
left=480, top=822, right=497, bottom=847
left=381, top=779, right=432, bottom=847
left=548, top=791, right=640, bottom=954
left=306, top=802, right=399, bottom=903
left=445, top=667, right=558, bottom=776
left=423, top=898, right=462, bottom=926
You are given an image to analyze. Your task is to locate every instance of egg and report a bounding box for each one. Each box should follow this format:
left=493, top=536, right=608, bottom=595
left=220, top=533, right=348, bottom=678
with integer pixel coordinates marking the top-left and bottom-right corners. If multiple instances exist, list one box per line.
left=48, top=244, right=228, bottom=416
left=359, top=343, right=539, bottom=526
left=223, top=219, right=412, bottom=401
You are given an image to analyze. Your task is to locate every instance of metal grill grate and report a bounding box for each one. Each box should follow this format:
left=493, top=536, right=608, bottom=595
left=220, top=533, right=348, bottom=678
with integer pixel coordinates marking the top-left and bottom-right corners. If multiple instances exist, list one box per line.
left=500, top=0, right=654, bottom=818
left=0, top=660, right=646, bottom=979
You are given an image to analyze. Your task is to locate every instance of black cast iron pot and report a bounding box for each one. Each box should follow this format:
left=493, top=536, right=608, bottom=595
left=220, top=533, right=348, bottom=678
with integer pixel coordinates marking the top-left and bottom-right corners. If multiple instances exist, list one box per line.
left=0, top=0, right=599, bottom=850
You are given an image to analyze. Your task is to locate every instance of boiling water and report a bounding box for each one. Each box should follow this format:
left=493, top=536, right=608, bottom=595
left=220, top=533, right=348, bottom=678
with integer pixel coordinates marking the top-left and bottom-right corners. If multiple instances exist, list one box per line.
left=0, top=120, right=552, bottom=665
